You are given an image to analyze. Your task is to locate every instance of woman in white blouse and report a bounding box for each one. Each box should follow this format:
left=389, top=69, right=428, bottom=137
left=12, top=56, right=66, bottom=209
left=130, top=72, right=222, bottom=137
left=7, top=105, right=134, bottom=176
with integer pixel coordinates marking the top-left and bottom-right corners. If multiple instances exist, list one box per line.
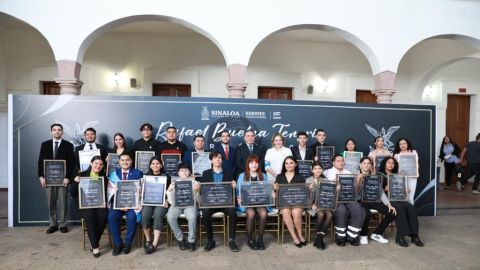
left=264, top=133, right=292, bottom=182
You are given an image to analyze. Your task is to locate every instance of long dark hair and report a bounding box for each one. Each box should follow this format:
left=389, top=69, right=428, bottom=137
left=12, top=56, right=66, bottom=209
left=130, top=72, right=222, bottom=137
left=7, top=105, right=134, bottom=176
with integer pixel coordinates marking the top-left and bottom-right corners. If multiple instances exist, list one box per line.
left=146, top=156, right=166, bottom=175
left=280, top=156, right=299, bottom=175
left=394, top=137, right=414, bottom=154
left=244, top=154, right=263, bottom=182
left=378, top=157, right=398, bottom=175
left=344, top=138, right=357, bottom=151
left=113, top=132, right=127, bottom=150
left=358, top=156, right=372, bottom=174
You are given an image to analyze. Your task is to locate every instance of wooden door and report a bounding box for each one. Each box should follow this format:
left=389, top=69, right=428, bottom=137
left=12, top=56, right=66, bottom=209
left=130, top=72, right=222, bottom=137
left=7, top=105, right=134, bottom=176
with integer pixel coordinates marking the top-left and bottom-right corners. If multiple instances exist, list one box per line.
left=446, top=95, right=470, bottom=150
left=356, top=89, right=377, bottom=103
left=152, top=83, right=191, bottom=97
left=258, top=86, right=293, bottom=100
left=42, top=81, right=60, bottom=95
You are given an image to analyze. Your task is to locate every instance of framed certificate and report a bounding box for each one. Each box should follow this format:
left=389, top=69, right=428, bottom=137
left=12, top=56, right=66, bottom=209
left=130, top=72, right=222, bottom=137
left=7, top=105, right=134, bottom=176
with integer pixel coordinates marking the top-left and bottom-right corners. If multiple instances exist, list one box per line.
left=79, top=150, right=101, bottom=172
left=361, top=175, right=383, bottom=203
left=192, top=152, right=211, bottom=177
left=141, top=175, right=168, bottom=206
left=44, top=159, right=66, bottom=186
left=198, top=182, right=235, bottom=209
left=397, top=153, right=419, bottom=177
left=297, top=160, right=313, bottom=179
left=135, top=151, right=155, bottom=174
left=337, top=174, right=356, bottom=203
left=161, top=153, right=181, bottom=176
left=374, top=155, right=390, bottom=174
left=276, top=183, right=310, bottom=209
left=113, top=180, right=140, bottom=210
left=343, top=151, right=363, bottom=174
left=316, top=180, right=338, bottom=211
left=106, top=153, right=120, bottom=176
left=78, top=177, right=106, bottom=209
left=239, top=181, right=274, bottom=208
left=388, top=174, right=408, bottom=201
left=174, top=178, right=195, bottom=208
left=317, top=146, right=335, bottom=170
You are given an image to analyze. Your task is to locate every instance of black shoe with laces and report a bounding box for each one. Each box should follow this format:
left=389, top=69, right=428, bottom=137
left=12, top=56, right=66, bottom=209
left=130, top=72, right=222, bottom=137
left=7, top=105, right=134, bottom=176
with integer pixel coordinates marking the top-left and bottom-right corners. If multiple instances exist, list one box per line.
left=396, top=236, right=408, bottom=247
left=187, top=241, right=196, bottom=252
left=204, top=240, right=216, bottom=251
left=346, top=236, right=359, bottom=246
left=112, top=244, right=123, bottom=256
left=229, top=240, right=240, bottom=252
left=178, top=238, right=187, bottom=250
left=336, top=237, right=346, bottom=247
left=411, top=235, right=424, bottom=247
left=144, top=241, right=154, bottom=254
left=122, top=244, right=131, bottom=254
left=247, top=239, right=257, bottom=250
left=256, top=239, right=265, bottom=250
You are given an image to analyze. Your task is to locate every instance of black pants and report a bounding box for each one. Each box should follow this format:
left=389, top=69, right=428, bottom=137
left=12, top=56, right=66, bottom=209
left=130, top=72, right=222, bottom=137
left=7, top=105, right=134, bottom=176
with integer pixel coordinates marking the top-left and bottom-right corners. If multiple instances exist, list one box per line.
left=360, top=203, right=395, bottom=236
left=80, top=208, right=108, bottom=249
left=391, top=201, right=418, bottom=238
left=470, top=163, right=480, bottom=190
left=202, top=207, right=237, bottom=242
left=444, top=162, right=456, bottom=186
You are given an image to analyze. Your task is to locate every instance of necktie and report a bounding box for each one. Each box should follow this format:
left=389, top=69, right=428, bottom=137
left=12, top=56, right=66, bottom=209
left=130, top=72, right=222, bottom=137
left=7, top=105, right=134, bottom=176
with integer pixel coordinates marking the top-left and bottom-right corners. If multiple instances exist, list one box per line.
left=89, top=144, right=93, bottom=150
left=122, top=172, right=127, bottom=180
left=225, top=146, right=229, bottom=160
left=249, top=144, right=253, bottom=153
left=54, top=141, right=59, bottom=159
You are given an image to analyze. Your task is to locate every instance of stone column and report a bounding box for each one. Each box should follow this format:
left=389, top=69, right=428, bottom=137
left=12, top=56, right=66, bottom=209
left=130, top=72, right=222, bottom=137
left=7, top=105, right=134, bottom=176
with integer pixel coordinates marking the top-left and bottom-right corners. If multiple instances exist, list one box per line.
left=55, top=60, right=83, bottom=95
left=372, top=70, right=396, bottom=104
left=226, top=64, right=248, bottom=98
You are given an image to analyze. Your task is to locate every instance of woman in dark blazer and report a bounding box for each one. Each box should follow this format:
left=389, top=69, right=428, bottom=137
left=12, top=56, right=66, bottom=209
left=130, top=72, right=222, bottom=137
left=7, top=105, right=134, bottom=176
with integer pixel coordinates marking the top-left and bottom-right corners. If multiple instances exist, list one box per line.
left=274, top=156, right=306, bottom=248
left=74, top=156, right=109, bottom=258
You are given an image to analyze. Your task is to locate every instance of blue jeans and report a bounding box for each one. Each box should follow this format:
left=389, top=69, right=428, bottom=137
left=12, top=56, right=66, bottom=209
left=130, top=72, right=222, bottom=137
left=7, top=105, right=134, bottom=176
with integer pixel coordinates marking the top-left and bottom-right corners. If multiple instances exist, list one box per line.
left=108, top=209, right=137, bottom=246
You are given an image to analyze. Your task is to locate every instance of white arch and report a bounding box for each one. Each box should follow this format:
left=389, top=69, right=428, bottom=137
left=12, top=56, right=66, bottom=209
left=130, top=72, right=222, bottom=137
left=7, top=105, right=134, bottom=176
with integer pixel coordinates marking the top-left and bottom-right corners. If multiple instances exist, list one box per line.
left=247, top=24, right=380, bottom=75
left=76, top=14, right=228, bottom=66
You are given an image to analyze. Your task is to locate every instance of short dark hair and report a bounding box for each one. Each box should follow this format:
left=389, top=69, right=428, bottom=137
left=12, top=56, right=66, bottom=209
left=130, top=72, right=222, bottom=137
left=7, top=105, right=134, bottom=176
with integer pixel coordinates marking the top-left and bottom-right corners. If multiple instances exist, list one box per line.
left=220, top=130, right=230, bottom=137
left=311, top=161, right=323, bottom=170
left=331, top=154, right=343, bottom=162
left=476, top=133, right=480, bottom=141
left=177, top=162, right=190, bottom=171
left=119, top=152, right=132, bottom=160
left=140, top=123, right=153, bottom=131
left=315, top=129, right=326, bottom=135
left=90, top=155, right=103, bottom=163
left=297, top=131, right=308, bottom=138
left=245, top=130, right=255, bottom=136
left=209, top=151, right=222, bottom=160
left=193, top=135, right=205, bottom=141
left=166, top=126, right=177, bottom=132
left=50, top=123, right=63, bottom=131
left=84, top=127, right=96, bottom=135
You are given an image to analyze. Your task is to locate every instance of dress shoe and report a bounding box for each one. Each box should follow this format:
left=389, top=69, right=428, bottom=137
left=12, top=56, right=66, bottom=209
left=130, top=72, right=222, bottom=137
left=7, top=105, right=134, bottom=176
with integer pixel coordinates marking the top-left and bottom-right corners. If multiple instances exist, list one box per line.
left=46, top=226, right=58, bottom=234
left=294, top=241, right=303, bottom=248
left=247, top=239, right=258, bottom=250
left=122, top=244, right=131, bottom=254
left=228, top=240, right=240, bottom=252
left=187, top=242, right=196, bottom=252
left=112, top=244, right=123, bottom=256
left=300, top=240, right=307, bottom=246
left=178, top=238, right=187, bottom=250
left=256, top=239, right=265, bottom=250
left=346, top=236, right=359, bottom=246
left=204, top=240, right=216, bottom=251
left=411, top=236, right=424, bottom=247
left=92, top=249, right=100, bottom=258
left=314, top=235, right=325, bottom=250
left=396, top=236, right=408, bottom=247
left=59, top=227, right=68, bottom=233
left=336, top=238, right=346, bottom=247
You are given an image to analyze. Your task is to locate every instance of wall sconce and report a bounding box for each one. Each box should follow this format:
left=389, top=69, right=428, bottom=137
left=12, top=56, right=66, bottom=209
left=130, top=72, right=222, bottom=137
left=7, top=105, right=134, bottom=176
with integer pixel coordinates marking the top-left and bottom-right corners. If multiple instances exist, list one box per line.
left=113, top=72, right=120, bottom=87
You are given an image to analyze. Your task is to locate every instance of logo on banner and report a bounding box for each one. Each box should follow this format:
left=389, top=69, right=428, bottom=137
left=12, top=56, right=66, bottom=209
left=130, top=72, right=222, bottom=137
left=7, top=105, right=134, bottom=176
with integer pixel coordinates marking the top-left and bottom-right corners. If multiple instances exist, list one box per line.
left=245, top=111, right=267, bottom=119
left=365, top=124, right=400, bottom=152
left=272, top=112, right=282, bottom=120
left=56, top=120, right=99, bottom=147
left=201, top=106, right=210, bottom=121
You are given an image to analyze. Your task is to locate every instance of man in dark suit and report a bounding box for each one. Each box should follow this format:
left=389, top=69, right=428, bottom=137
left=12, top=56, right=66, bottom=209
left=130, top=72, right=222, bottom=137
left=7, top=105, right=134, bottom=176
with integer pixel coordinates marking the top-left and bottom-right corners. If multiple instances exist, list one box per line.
left=74, top=127, right=108, bottom=174
left=290, top=131, right=314, bottom=161
left=309, top=129, right=329, bottom=162
left=108, top=152, right=144, bottom=255
left=213, top=131, right=236, bottom=175
left=37, top=123, right=75, bottom=234
left=199, top=151, right=239, bottom=252
left=235, top=130, right=266, bottom=178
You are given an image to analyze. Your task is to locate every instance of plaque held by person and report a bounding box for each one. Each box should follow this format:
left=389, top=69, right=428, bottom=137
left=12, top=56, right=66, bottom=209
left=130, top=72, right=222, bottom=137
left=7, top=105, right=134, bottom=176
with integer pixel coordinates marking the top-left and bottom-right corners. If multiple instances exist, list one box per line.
left=79, top=150, right=101, bottom=172
left=240, top=181, right=274, bottom=208
left=337, top=174, right=357, bottom=203
left=135, top=151, right=155, bottom=174
left=113, top=180, right=140, bottom=210
left=192, top=152, right=211, bottom=177
left=388, top=174, right=408, bottom=201
left=343, top=151, right=363, bottom=174
left=297, top=160, right=313, bottom=179
left=141, top=175, right=167, bottom=206
left=374, top=155, right=390, bottom=174
left=315, top=180, right=338, bottom=210
left=317, top=146, right=335, bottom=170
left=44, top=159, right=66, bottom=186
left=173, top=178, right=195, bottom=208
left=397, top=154, right=419, bottom=177
left=78, top=177, right=106, bottom=209
left=106, top=153, right=120, bottom=176
left=198, top=182, right=235, bottom=209
left=361, top=175, right=383, bottom=203
left=276, top=184, right=310, bottom=209
left=161, top=153, right=181, bottom=176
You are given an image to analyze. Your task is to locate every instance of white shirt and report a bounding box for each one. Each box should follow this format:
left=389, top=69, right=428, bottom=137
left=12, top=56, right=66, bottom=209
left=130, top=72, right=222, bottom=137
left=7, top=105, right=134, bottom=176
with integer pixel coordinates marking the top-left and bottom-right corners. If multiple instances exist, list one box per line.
left=324, top=167, right=352, bottom=181
left=52, top=138, right=62, bottom=153
left=83, top=142, right=98, bottom=150
left=264, top=146, right=293, bottom=182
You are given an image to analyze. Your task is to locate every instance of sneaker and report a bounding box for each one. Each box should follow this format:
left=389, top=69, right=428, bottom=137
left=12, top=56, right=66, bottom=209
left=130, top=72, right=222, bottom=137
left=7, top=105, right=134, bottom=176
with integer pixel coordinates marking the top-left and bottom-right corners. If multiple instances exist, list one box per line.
left=456, top=181, right=462, bottom=191
left=370, top=233, right=389, bottom=244
left=360, top=236, right=368, bottom=245
left=472, top=190, right=480, bottom=194
left=177, top=238, right=187, bottom=250
left=144, top=241, right=154, bottom=254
